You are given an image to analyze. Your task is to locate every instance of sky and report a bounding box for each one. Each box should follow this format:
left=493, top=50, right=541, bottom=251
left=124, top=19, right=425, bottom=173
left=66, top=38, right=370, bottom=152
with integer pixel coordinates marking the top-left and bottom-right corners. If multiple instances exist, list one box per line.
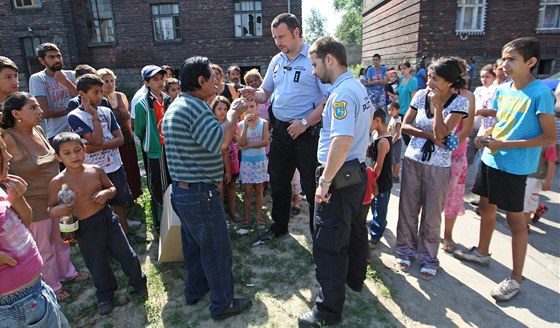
left=302, top=0, right=342, bottom=35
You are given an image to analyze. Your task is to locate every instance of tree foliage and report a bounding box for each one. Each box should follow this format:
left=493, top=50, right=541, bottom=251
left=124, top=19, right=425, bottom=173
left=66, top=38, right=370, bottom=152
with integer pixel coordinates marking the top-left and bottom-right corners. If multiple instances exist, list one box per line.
left=333, top=0, right=363, bottom=45
left=333, top=0, right=362, bottom=12
left=305, top=8, right=327, bottom=44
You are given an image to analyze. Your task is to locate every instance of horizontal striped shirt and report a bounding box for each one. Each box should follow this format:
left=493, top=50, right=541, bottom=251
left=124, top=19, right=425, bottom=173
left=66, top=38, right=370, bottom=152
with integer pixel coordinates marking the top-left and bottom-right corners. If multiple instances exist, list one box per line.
left=162, top=93, right=224, bottom=183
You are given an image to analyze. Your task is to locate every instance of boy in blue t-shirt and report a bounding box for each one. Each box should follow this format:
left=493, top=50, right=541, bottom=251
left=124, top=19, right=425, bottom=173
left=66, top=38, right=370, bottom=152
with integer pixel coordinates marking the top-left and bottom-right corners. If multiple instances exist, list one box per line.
left=454, top=37, right=557, bottom=301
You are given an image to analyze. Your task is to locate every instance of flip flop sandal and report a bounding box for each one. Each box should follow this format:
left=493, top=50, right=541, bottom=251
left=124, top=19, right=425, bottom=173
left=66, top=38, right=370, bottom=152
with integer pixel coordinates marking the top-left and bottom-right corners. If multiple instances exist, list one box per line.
left=395, top=258, right=411, bottom=273
left=55, top=288, right=71, bottom=301
left=68, top=271, right=89, bottom=283
left=420, top=267, right=437, bottom=281
left=256, top=218, right=266, bottom=229
left=441, top=240, right=457, bottom=253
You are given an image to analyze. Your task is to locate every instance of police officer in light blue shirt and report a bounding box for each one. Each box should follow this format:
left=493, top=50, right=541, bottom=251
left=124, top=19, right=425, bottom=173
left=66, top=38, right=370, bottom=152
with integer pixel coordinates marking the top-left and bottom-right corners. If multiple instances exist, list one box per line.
left=297, top=36, right=372, bottom=327
left=242, top=13, right=330, bottom=242
left=317, top=72, right=371, bottom=165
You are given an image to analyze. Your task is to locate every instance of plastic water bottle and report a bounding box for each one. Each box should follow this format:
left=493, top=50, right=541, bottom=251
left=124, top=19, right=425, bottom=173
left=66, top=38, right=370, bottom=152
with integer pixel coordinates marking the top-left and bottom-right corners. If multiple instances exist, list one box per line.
left=58, top=183, right=78, bottom=243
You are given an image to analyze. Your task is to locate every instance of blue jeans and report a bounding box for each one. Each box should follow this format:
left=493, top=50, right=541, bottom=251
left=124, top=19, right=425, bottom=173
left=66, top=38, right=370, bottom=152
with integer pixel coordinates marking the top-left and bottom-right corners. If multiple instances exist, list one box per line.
left=369, top=190, right=391, bottom=242
left=0, top=279, right=70, bottom=328
left=170, top=181, right=234, bottom=314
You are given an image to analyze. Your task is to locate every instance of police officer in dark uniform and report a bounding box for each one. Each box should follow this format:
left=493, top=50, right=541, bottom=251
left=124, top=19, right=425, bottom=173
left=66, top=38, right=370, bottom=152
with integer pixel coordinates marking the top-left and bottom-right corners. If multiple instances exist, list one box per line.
left=242, top=13, right=329, bottom=241
left=298, top=36, right=372, bottom=326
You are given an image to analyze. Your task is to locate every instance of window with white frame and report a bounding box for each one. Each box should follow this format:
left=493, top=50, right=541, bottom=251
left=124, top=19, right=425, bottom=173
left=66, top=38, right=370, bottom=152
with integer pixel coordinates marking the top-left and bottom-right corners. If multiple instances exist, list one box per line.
left=234, top=1, right=263, bottom=38
left=13, top=0, right=41, bottom=8
left=152, top=4, right=181, bottom=41
left=83, top=0, right=116, bottom=44
left=537, top=0, right=560, bottom=33
left=455, top=0, right=486, bottom=36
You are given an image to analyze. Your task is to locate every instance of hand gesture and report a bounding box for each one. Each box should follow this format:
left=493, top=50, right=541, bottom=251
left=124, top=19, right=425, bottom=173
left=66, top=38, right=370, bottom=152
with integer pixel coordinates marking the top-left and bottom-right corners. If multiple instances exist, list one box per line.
left=91, top=190, right=110, bottom=204
left=240, top=87, right=256, bottom=102
left=244, top=113, right=255, bottom=124
left=427, top=87, right=445, bottom=111
left=54, top=71, right=69, bottom=85
left=0, top=251, right=17, bottom=267
left=230, top=98, right=247, bottom=114
left=315, top=184, right=331, bottom=204
left=224, top=172, right=232, bottom=184
left=431, top=135, right=445, bottom=148
left=82, top=98, right=97, bottom=116
left=476, top=137, right=502, bottom=151
left=49, top=203, right=73, bottom=219
left=4, top=174, right=27, bottom=203
left=287, top=119, right=308, bottom=140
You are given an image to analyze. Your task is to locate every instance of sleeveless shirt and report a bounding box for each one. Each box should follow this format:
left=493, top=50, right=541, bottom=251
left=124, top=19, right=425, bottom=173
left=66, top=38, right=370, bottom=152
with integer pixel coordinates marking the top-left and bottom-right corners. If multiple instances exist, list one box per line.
left=5, top=127, right=59, bottom=221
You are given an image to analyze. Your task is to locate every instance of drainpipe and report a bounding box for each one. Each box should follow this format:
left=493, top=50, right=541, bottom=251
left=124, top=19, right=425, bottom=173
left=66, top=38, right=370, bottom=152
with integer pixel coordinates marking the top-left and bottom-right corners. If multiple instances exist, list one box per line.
left=288, top=0, right=291, bottom=13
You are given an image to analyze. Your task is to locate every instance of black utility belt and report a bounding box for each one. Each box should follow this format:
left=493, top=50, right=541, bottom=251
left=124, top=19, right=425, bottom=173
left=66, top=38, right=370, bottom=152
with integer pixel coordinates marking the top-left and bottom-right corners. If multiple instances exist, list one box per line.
left=316, top=159, right=364, bottom=190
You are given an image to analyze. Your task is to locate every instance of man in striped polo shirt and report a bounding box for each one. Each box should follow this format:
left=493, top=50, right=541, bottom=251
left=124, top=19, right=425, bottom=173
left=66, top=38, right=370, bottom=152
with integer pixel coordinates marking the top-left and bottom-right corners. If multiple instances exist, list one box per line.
left=162, top=56, right=252, bottom=320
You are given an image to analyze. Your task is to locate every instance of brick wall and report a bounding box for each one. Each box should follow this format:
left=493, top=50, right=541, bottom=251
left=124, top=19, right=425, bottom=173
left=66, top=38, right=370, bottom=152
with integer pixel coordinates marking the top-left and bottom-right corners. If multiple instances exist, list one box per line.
left=0, top=0, right=301, bottom=92
left=362, top=0, right=422, bottom=70
left=362, top=0, right=560, bottom=85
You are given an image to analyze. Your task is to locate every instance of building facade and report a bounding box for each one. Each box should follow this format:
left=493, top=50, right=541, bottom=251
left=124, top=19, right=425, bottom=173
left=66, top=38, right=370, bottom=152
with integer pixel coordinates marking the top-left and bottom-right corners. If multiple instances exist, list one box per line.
left=362, top=0, right=560, bottom=81
left=2, top=0, right=301, bottom=93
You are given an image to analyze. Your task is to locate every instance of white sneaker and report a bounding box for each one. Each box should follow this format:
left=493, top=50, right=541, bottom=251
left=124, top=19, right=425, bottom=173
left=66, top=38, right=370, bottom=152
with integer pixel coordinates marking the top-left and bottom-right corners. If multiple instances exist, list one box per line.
left=453, top=246, right=491, bottom=266
left=491, top=277, right=521, bottom=301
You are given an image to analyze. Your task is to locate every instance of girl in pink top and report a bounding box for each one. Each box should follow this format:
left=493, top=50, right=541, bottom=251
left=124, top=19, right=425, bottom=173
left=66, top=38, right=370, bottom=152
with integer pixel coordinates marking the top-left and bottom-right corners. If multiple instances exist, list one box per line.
left=0, top=135, right=69, bottom=327
left=211, top=96, right=241, bottom=223
left=442, top=84, right=476, bottom=253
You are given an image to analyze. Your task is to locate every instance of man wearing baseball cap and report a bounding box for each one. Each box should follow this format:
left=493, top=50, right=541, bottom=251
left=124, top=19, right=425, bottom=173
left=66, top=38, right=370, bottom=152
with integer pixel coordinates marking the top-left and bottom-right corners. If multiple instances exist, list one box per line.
left=134, top=65, right=172, bottom=231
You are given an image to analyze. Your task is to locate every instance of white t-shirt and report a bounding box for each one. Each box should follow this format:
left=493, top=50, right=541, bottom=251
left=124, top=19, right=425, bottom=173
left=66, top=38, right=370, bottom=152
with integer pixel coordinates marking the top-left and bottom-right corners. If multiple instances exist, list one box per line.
left=28, top=70, right=76, bottom=139
left=68, top=106, right=123, bottom=173
left=388, top=116, right=402, bottom=140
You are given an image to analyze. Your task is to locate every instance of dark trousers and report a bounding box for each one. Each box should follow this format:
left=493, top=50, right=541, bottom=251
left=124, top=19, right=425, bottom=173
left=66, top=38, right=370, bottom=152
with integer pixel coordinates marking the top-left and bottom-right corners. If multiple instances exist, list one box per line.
left=268, top=120, right=319, bottom=235
left=312, top=170, right=367, bottom=322
left=77, top=206, right=146, bottom=303
left=170, top=182, right=234, bottom=314
left=369, top=190, right=391, bottom=242
left=142, top=148, right=171, bottom=227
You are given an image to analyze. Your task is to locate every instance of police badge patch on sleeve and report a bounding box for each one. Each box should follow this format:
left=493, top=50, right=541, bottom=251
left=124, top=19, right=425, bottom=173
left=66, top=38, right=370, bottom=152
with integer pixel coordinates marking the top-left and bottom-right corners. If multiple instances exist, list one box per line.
left=333, top=101, right=348, bottom=120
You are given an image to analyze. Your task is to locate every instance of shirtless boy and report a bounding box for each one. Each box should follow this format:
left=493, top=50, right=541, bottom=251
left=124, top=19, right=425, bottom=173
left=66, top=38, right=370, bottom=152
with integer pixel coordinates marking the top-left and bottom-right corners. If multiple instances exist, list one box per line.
left=47, top=132, right=147, bottom=315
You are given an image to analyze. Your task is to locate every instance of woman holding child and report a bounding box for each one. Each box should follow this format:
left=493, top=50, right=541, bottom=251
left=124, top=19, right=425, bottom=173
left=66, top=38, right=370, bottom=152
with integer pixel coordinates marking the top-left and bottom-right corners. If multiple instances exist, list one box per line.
left=394, top=57, right=469, bottom=280
left=1, top=92, right=87, bottom=301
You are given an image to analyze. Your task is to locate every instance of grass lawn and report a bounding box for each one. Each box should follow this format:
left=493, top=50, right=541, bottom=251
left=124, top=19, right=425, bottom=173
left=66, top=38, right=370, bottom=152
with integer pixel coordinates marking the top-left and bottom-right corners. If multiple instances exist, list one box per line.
left=59, top=177, right=399, bottom=327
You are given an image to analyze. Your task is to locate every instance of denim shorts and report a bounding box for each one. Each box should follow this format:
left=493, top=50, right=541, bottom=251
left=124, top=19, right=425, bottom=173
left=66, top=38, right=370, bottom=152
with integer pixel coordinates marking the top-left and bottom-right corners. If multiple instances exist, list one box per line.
left=0, top=278, right=70, bottom=328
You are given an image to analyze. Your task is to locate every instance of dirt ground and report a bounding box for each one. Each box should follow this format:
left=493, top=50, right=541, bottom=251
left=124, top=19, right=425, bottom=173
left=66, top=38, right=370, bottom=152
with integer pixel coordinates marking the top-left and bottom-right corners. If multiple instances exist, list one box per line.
left=59, top=171, right=560, bottom=327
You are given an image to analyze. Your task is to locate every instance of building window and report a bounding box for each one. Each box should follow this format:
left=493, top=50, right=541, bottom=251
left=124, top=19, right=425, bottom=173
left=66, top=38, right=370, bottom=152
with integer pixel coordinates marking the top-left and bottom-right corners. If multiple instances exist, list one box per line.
left=83, top=0, right=116, bottom=45
left=20, top=36, right=48, bottom=77
left=455, top=0, right=486, bottom=36
left=152, top=4, right=181, bottom=41
left=13, top=0, right=41, bottom=9
left=537, top=59, right=554, bottom=75
left=234, top=1, right=263, bottom=38
left=537, top=0, right=560, bottom=33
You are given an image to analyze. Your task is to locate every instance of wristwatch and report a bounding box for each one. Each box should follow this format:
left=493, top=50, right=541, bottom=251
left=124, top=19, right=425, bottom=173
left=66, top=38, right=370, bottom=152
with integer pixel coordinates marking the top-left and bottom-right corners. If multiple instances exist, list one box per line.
left=319, top=176, right=332, bottom=187
left=301, top=118, right=309, bottom=127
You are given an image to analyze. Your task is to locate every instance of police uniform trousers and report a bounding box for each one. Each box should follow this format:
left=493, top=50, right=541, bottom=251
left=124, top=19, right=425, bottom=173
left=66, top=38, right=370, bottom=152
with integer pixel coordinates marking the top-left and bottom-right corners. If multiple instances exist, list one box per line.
left=268, top=120, right=319, bottom=235
left=311, top=167, right=368, bottom=322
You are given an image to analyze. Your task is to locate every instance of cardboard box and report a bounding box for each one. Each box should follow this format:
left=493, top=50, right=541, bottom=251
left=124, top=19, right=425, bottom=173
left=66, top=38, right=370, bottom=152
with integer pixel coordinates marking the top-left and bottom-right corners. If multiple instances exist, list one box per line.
left=158, top=186, right=183, bottom=262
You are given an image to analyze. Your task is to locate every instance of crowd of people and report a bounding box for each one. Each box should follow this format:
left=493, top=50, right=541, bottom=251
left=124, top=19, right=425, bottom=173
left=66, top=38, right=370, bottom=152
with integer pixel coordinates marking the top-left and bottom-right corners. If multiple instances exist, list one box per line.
left=0, top=11, right=558, bottom=327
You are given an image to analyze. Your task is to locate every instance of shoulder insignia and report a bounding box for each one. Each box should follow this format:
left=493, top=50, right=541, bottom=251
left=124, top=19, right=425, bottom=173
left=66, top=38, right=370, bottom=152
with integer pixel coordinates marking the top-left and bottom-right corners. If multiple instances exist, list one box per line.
left=273, top=64, right=280, bottom=74
left=333, top=101, right=348, bottom=120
